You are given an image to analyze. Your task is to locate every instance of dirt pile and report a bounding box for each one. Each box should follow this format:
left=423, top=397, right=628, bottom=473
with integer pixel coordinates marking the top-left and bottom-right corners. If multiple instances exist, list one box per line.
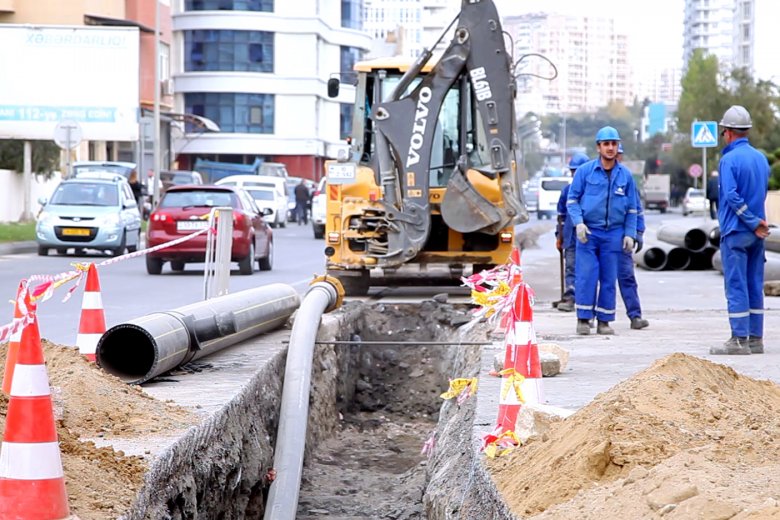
left=491, top=353, right=780, bottom=519
left=0, top=340, right=198, bottom=519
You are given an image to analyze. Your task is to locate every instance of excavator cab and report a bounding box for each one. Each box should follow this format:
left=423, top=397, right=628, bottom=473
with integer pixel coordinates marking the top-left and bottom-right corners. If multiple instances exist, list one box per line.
left=324, top=0, right=528, bottom=295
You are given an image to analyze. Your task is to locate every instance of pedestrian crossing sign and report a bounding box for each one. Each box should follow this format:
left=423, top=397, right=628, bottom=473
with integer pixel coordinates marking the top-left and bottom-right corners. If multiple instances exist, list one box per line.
left=691, top=121, right=718, bottom=148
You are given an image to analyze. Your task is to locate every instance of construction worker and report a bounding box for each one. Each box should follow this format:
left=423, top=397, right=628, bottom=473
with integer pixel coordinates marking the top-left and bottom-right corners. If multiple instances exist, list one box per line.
left=567, top=126, right=638, bottom=335
left=616, top=143, right=649, bottom=329
left=710, top=105, right=770, bottom=355
left=556, top=152, right=589, bottom=312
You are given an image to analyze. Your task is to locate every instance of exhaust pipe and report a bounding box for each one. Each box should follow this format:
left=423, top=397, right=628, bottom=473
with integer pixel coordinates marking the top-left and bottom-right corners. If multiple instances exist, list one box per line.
left=96, top=284, right=301, bottom=384
left=657, top=223, right=709, bottom=253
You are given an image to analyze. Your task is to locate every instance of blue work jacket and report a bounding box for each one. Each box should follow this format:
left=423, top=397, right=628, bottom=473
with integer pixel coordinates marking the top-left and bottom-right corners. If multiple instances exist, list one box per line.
left=717, top=138, right=769, bottom=237
left=566, top=158, right=638, bottom=239
left=556, top=184, right=576, bottom=249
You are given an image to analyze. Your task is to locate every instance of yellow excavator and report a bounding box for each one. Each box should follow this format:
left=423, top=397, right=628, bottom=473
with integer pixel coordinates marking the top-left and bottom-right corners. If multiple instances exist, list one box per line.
left=323, top=0, right=528, bottom=295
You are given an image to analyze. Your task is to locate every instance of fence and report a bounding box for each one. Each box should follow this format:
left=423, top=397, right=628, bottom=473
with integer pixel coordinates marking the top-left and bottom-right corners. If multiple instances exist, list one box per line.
left=0, top=169, right=62, bottom=223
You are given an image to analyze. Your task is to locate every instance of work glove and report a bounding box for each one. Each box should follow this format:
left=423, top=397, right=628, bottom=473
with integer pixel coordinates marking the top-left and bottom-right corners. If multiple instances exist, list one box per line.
left=755, top=220, right=771, bottom=239
left=623, top=236, right=635, bottom=253
left=576, top=223, right=590, bottom=244
left=635, top=232, right=644, bottom=253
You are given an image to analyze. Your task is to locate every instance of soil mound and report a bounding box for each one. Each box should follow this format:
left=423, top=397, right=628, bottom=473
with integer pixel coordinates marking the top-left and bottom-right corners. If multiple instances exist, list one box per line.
left=491, top=353, right=780, bottom=519
left=1, top=340, right=198, bottom=519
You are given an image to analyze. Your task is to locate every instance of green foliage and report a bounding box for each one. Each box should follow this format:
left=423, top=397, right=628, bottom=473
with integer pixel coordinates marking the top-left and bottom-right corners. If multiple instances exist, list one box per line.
left=0, top=140, right=60, bottom=176
left=770, top=161, right=780, bottom=191
left=0, top=222, right=36, bottom=242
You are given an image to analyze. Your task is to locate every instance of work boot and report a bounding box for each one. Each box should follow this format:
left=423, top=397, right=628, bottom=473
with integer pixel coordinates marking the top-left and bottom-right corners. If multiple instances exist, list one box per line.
left=596, top=321, right=615, bottom=335
left=557, top=299, right=574, bottom=312
left=748, top=336, right=764, bottom=354
left=709, top=337, right=751, bottom=355
left=630, top=317, right=649, bottom=330
left=576, top=319, right=590, bottom=335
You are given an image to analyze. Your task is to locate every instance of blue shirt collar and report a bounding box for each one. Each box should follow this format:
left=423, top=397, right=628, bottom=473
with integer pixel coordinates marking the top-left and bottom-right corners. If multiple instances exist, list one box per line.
left=722, top=137, right=749, bottom=154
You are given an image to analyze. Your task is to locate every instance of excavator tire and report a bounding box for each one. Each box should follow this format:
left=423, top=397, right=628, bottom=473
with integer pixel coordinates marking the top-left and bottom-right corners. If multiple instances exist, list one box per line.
left=330, top=269, right=370, bottom=297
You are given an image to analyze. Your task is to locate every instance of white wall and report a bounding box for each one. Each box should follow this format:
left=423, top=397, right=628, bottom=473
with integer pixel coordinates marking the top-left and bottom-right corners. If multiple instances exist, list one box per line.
left=0, top=170, right=62, bottom=223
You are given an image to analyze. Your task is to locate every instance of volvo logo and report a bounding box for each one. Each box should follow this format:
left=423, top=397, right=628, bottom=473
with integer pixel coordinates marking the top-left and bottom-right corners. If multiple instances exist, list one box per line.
left=406, top=86, right=433, bottom=168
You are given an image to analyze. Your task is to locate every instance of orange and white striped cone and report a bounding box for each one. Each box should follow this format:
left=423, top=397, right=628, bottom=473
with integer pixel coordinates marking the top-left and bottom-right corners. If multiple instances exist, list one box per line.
left=0, top=303, right=71, bottom=519
left=77, top=264, right=106, bottom=361
left=2, top=280, right=26, bottom=395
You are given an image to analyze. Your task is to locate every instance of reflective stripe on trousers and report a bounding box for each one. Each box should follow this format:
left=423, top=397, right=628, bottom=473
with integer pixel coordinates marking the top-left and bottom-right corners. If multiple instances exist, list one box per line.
left=574, top=227, right=622, bottom=322
left=721, top=231, right=765, bottom=338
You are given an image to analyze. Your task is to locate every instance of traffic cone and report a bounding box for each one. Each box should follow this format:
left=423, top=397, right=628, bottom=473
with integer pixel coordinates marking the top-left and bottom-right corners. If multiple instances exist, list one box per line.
left=77, top=264, right=106, bottom=361
left=2, top=280, right=26, bottom=395
left=0, top=304, right=71, bottom=519
left=493, top=282, right=543, bottom=435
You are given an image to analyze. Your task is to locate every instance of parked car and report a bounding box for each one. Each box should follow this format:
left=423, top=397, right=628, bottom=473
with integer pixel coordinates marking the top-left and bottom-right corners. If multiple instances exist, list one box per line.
left=537, top=176, right=572, bottom=219
left=71, top=161, right=136, bottom=180
left=145, top=185, right=273, bottom=275
left=35, top=177, right=142, bottom=256
left=311, top=177, right=326, bottom=239
left=259, top=162, right=289, bottom=179
left=682, top=188, right=709, bottom=216
left=242, top=185, right=287, bottom=229
left=160, top=170, right=204, bottom=193
left=215, top=175, right=287, bottom=228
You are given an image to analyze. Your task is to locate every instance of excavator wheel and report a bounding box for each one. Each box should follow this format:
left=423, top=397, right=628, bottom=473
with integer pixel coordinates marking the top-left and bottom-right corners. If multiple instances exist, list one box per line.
left=329, top=269, right=370, bottom=297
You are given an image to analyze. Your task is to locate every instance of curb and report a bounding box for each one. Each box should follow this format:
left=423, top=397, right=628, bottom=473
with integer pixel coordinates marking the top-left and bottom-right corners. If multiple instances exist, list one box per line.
left=0, top=241, right=38, bottom=255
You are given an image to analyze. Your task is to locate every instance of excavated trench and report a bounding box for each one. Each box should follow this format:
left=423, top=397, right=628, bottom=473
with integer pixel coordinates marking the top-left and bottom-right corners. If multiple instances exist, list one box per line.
left=297, top=301, right=483, bottom=519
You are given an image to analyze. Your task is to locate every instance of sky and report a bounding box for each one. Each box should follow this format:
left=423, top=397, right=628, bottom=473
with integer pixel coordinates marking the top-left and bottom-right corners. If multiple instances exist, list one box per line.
left=493, top=0, right=684, bottom=73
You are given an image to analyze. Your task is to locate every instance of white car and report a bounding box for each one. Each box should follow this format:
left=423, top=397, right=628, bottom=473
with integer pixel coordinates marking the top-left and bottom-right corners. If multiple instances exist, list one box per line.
left=243, top=186, right=287, bottom=228
left=216, top=175, right=287, bottom=228
left=682, top=188, right=709, bottom=216
left=311, top=178, right=326, bottom=239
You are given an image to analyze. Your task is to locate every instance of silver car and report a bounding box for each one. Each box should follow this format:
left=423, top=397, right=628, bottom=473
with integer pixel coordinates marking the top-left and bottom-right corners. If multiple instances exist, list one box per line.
left=36, top=177, right=142, bottom=256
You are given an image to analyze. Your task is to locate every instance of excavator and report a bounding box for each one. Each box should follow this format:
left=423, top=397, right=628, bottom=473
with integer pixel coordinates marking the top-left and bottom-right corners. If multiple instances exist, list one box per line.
left=323, top=0, right=528, bottom=295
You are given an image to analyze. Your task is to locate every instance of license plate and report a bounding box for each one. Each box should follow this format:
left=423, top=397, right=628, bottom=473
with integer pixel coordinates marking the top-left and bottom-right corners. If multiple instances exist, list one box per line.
left=177, top=220, right=209, bottom=231
left=327, top=163, right=356, bottom=184
left=62, top=228, right=90, bottom=236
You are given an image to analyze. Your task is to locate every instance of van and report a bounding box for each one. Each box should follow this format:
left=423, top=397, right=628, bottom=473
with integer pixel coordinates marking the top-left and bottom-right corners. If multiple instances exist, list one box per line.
left=215, top=175, right=288, bottom=227
left=537, top=176, right=573, bottom=219
left=259, top=162, right=289, bottom=179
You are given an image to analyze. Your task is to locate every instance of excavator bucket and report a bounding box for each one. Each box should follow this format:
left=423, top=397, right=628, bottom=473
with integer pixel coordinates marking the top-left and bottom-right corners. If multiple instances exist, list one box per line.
left=441, top=167, right=502, bottom=233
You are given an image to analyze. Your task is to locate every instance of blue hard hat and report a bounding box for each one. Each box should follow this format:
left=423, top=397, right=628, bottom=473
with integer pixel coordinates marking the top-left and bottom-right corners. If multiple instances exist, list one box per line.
left=617, top=143, right=624, bottom=154
left=595, top=126, right=621, bottom=143
left=568, top=153, right=589, bottom=170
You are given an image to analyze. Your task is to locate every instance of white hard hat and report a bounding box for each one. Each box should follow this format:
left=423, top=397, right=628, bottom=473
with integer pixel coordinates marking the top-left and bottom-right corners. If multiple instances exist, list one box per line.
left=719, top=105, right=752, bottom=129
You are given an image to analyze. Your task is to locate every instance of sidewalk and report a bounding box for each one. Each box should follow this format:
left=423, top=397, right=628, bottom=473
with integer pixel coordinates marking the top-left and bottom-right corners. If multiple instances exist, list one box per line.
left=0, top=241, right=37, bottom=255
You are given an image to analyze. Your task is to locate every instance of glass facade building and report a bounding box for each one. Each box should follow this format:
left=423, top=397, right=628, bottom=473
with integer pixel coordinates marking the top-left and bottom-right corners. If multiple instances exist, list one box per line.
left=184, top=30, right=274, bottom=72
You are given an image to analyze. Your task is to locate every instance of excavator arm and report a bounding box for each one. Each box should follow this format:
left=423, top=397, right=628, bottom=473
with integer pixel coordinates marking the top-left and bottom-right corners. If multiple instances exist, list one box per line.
left=370, top=0, right=525, bottom=266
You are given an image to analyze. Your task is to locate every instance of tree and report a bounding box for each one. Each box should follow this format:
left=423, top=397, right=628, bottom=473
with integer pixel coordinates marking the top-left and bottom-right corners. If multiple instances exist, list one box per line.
left=0, top=140, right=60, bottom=176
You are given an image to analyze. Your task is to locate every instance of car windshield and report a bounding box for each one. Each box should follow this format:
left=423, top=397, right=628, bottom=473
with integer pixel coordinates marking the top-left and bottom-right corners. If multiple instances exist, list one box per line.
left=246, top=188, right=275, bottom=201
left=160, top=190, right=237, bottom=208
left=541, top=179, right=571, bottom=191
left=73, top=164, right=133, bottom=178
left=50, top=183, right=118, bottom=206
left=689, top=189, right=704, bottom=198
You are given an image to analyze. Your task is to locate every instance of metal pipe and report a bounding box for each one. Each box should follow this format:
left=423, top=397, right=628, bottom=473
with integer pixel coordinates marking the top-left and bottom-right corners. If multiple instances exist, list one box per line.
left=633, top=239, right=667, bottom=271
left=642, top=229, right=689, bottom=270
left=687, top=246, right=717, bottom=270
left=264, top=279, right=342, bottom=520
left=709, top=225, right=720, bottom=247
left=96, top=284, right=300, bottom=384
left=656, top=223, right=709, bottom=252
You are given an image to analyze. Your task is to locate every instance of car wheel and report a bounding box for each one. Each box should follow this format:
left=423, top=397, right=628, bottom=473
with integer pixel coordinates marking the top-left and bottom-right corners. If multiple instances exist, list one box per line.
left=170, top=261, right=185, bottom=272
left=75, top=248, right=86, bottom=256
left=239, top=242, right=256, bottom=275
left=56, top=248, right=68, bottom=255
left=279, top=216, right=286, bottom=229
left=37, top=246, right=49, bottom=256
left=112, top=231, right=127, bottom=257
left=146, top=256, right=163, bottom=275
left=127, top=230, right=140, bottom=253
left=258, top=241, right=273, bottom=271
left=313, top=224, right=324, bottom=239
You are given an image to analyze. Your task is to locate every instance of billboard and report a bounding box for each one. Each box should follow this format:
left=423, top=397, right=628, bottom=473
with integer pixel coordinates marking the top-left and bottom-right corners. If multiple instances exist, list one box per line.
left=0, top=25, right=139, bottom=141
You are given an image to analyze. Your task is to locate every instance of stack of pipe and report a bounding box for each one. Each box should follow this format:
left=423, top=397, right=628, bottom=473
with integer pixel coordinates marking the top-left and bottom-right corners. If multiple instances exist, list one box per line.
left=712, top=249, right=780, bottom=281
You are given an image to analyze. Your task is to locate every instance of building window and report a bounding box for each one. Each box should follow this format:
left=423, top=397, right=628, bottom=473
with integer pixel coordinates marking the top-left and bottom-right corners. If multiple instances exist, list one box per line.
left=185, top=93, right=275, bottom=133
left=185, top=0, right=273, bottom=11
left=340, top=46, right=364, bottom=77
left=340, top=103, right=353, bottom=140
left=184, top=30, right=274, bottom=72
left=341, top=0, right=364, bottom=30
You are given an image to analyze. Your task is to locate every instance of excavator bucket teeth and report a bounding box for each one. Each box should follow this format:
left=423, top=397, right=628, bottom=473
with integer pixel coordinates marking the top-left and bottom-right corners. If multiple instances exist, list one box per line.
left=441, top=169, right=502, bottom=233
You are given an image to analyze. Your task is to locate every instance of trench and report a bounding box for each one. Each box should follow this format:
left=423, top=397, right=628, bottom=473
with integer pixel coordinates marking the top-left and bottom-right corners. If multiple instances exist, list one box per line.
left=297, top=301, right=481, bottom=519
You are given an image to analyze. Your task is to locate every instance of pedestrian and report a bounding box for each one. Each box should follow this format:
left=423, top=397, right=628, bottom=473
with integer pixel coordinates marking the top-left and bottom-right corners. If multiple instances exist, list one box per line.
left=555, top=152, right=589, bottom=312
left=128, top=169, right=146, bottom=208
left=567, top=126, right=638, bottom=335
left=707, top=170, right=719, bottom=220
left=294, top=179, right=310, bottom=225
left=616, top=143, right=649, bottom=330
left=709, top=105, right=771, bottom=355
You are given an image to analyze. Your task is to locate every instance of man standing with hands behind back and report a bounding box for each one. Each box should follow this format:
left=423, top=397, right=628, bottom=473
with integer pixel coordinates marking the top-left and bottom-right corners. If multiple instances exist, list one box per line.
left=710, top=105, right=770, bottom=355
left=567, top=126, right=638, bottom=336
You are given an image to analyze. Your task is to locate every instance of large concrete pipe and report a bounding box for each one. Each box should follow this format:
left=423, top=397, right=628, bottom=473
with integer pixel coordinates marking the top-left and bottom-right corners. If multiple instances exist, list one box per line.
left=264, top=277, right=343, bottom=520
left=766, top=234, right=780, bottom=254
left=633, top=238, right=667, bottom=271
left=712, top=250, right=780, bottom=280
left=687, top=246, right=717, bottom=270
left=656, top=223, right=709, bottom=253
left=644, top=230, right=690, bottom=270
left=96, top=284, right=301, bottom=384
left=709, top=226, right=720, bottom=247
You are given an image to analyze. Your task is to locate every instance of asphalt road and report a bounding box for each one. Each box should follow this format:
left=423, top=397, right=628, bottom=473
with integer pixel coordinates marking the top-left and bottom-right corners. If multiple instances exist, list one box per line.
left=0, top=221, right=328, bottom=346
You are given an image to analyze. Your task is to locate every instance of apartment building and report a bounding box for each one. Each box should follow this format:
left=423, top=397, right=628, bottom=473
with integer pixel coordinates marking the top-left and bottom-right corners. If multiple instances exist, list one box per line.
left=683, top=0, right=752, bottom=73
left=172, top=0, right=372, bottom=179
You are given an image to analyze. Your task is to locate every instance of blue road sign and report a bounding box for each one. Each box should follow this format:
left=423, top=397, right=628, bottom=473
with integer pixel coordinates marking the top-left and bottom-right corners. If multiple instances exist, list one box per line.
left=691, top=121, right=718, bottom=148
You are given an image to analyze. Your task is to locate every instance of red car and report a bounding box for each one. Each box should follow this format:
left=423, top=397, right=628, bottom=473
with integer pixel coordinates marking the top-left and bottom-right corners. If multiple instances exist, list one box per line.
left=145, top=185, right=273, bottom=275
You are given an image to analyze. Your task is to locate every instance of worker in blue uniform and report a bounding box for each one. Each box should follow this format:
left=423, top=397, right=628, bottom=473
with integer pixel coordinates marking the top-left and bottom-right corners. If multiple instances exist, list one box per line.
left=710, top=105, right=771, bottom=355
left=555, top=153, right=590, bottom=312
left=567, top=126, right=638, bottom=335
left=616, top=143, right=649, bottom=329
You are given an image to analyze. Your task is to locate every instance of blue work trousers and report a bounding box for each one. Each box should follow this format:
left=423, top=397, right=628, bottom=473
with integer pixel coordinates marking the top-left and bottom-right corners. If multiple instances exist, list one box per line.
left=618, top=251, right=642, bottom=319
left=721, top=231, right=765, bottom=338
left=563, top=247, right=576, bottom=300
left=574, top=228, right=622, bottom=322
